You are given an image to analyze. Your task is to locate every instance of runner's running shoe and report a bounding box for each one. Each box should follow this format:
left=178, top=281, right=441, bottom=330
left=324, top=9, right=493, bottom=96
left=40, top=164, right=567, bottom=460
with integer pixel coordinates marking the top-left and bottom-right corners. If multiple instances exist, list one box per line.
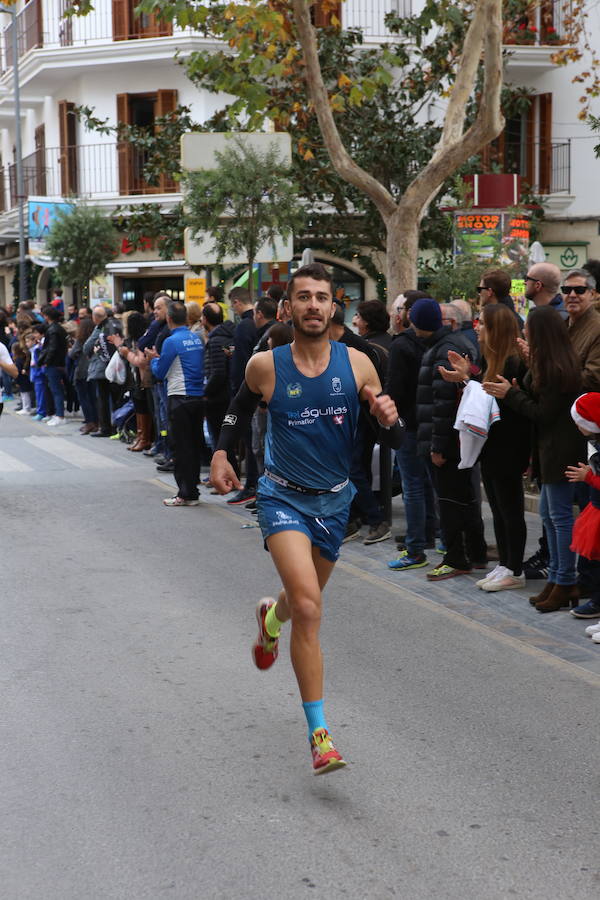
left=252, top=597, right=279, bottom=670
left=310, top=728, right=347, bottom=775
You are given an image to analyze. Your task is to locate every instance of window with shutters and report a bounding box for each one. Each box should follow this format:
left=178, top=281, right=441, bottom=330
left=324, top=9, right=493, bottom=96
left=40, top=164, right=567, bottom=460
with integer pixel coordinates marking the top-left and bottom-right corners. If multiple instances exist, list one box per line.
left=480, top=93, right=569, bottom=194
left=116, top=90, right=178, bottom=195
left=112, top=0, right=173, bottom=41
left=58, top=100, right=78, bottom=196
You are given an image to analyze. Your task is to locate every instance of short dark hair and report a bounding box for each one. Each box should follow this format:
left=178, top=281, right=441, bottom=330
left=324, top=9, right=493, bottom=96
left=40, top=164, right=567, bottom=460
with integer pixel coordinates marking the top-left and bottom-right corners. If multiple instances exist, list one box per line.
left=356, top=299, right=390, bottom=333
left=255, top=297, right=278, bottom=321
left=207, top=285, right=224, bottom=303
left=482, top=269, right=512, bottom=298
left=42, top=305, right=61, bottom=321
left=127, top=312, right=147, bottom=342
left=33, top=323, right=47, bottom=335
left=202, top=303, right=224, bottom=327
left=229, top=286, right=251, bottom=305
left=267, top=284, right=284, bottom=303
left=167, top=301, right=187, bottom=326
left=584, top=259, right=600, bottom=291
left=267, top=322, right=293, bottom=348
left=288, top=263, right=333, bottom=297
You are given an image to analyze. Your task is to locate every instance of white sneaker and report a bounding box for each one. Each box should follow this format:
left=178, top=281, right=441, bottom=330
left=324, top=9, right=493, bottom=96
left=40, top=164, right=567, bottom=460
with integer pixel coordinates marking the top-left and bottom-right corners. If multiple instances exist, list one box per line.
left=592, top=632, right=600, bottom=644
left=482, top=572, right=526, bottom=592
left=16, top=408, right=30, bottom=415
left=46, top=415, right=58, bottom=425
left=47, top=416, right=67, bottom=427
left=584, top=622, right=600, bottom=636
left=476, top=565, right=505, bottom=588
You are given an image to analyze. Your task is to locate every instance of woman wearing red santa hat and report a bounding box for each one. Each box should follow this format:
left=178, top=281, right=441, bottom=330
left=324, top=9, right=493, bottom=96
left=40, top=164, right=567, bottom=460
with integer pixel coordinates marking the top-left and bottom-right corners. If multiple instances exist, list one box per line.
left=566, top=392, right=600, bottom=634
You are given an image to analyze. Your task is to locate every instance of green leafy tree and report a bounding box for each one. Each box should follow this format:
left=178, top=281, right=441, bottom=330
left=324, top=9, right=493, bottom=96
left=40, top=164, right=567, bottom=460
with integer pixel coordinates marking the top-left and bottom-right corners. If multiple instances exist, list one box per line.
left=46, top=204, right=120, bottom=301
left=183, top=137, right=303, bottom=300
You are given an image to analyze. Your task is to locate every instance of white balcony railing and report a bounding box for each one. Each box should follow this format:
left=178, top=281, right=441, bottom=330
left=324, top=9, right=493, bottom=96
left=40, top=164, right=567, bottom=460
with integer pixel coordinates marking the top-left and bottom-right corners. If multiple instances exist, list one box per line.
left=1, top=0, right=198, bottom=71
left=343, top=0, right=412, bottom=40
left=0, top=142, right=179, bottom=212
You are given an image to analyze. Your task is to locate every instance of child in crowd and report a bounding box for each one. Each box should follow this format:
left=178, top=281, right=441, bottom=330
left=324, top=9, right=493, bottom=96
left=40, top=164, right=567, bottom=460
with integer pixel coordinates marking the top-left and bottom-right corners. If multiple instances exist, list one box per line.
left=28, top=326, right=47, bottom=420
left=12, top=337, right=35, bottom=415
left=566, top=392, right=600, bottom=639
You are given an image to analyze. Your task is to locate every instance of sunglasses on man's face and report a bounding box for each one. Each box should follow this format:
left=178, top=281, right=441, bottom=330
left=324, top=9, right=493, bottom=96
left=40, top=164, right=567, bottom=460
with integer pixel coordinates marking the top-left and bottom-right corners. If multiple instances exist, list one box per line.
left=476, top=286, right=487, bottom=293
left=561, top=285, right=588, bottom=296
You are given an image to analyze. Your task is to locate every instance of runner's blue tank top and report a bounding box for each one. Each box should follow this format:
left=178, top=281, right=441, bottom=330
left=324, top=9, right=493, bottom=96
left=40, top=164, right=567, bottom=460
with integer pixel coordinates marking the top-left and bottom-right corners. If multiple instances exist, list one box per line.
left=258, top=341, right=359, bottom=517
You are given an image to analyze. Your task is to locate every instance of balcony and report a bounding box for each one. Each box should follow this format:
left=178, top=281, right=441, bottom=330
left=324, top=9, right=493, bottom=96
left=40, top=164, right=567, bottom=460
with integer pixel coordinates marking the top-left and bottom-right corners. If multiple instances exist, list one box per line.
left=343, top=0, right=412, bottom=41
left=1, top=0, right=197, bottom=72
left=1, top=142, right=179, bottom=210
left=483, top=140, right=571, bottom=195
left=503, top=0, right=571, bottom=46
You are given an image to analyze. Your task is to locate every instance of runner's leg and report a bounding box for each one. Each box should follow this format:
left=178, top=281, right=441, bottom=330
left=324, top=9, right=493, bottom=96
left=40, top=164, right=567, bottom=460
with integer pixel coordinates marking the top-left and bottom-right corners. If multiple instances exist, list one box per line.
left=266, top=531, right=335, bottom=702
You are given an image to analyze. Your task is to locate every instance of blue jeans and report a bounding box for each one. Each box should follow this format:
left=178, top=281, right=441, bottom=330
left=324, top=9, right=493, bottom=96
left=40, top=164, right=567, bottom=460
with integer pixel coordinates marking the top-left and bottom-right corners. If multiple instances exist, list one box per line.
left=395, top=431, right=436, bottom=557
left=154, top=382, right=171, bottom=458
left=539, top=482, right=576, bottom=585
left=45, top=365, right=65, bottom=418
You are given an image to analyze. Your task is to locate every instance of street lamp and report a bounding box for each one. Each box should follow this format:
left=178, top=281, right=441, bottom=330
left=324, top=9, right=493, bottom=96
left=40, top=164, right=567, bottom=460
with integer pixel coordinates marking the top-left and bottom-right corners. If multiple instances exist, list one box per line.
left=0, top=3, right=27, bottom=307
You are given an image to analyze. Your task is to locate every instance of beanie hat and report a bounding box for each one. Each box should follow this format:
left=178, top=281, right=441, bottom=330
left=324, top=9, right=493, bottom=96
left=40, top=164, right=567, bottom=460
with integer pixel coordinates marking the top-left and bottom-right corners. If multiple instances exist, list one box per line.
left=571, top=393, right=600, bottom=433
left=409, top=298, right=442, bottom=332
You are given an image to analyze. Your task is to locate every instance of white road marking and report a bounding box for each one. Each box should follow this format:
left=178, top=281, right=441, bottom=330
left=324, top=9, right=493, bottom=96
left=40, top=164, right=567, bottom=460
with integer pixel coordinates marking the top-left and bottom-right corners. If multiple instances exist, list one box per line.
left=0, top=449, right=33, bottom=472
left=25, top=436, right=125, bottom=469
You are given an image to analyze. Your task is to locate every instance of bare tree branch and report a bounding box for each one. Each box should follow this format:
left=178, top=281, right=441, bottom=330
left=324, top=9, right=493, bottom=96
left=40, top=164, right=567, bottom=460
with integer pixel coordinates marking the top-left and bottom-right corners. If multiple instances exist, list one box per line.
left=291, top=0, right=397, bottom=220
left=291, top=0, right=504, bottom=297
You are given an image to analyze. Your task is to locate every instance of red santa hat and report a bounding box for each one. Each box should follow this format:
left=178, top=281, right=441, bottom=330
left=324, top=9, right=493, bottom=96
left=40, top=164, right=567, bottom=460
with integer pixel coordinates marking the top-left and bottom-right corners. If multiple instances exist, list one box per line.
left=571, top=393, right=600, bottom=433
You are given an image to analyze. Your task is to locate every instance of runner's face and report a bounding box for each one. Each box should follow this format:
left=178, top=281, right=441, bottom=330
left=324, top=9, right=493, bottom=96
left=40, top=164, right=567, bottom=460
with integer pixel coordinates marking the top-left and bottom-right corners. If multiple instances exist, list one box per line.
left=288, top=278, right=333, bottom=338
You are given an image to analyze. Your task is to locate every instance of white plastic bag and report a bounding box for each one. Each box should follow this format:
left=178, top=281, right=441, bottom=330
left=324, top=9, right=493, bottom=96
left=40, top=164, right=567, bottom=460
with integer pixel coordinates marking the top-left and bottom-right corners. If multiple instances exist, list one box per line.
left=105, top=350, right=126, bottom=385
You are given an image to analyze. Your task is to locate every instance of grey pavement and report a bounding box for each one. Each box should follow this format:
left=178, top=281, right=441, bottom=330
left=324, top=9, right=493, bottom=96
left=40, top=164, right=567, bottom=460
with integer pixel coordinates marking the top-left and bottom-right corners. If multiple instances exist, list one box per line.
left=1, top=403, right=599, bottom=899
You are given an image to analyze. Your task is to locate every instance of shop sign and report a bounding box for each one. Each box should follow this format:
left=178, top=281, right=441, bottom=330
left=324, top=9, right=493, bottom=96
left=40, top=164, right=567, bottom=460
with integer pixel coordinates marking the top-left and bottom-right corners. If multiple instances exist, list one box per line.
left=185, top=278, right=207, bottom=304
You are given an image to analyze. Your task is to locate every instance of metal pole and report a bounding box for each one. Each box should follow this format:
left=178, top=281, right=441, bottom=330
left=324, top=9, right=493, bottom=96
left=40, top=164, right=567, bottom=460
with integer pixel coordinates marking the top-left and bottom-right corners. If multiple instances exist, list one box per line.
left=7, top=6, right=27, bottom=305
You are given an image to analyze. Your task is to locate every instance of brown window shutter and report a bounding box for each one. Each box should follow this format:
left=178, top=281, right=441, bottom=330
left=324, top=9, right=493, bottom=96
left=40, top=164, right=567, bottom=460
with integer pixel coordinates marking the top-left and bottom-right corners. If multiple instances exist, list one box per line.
left=112, top=0, right=130, bottom=41
left=524, top=102, right=535, bottom=189
left=34, top=124, right=46, bottom=195
left=58, top=100, right=78, bottom=195
left=313, top=2, right=341, bottom=27
left=156, top=90, right=178, bottom=193
left=117, top=93, right=133, bottom=195
left=538, top=93, right=552, bottom=194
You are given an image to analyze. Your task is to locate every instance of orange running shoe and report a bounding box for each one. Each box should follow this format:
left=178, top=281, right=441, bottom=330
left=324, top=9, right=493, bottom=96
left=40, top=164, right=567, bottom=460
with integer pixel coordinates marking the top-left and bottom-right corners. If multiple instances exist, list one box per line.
left=252, top=597, right=279, bottom=670
left=310, top=728, right=347, bottom=775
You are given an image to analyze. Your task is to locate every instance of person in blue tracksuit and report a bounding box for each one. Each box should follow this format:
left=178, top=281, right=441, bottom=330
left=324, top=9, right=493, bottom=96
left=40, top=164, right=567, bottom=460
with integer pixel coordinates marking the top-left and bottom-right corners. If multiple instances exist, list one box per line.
left=147, top=301, right=204, bottom=507
left=210, top=263, right=404, bottom=775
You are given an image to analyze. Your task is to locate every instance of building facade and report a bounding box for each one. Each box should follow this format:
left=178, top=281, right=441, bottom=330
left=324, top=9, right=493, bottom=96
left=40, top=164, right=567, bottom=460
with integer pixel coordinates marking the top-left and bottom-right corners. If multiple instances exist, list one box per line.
left=0, top=0, right=598, bottom=308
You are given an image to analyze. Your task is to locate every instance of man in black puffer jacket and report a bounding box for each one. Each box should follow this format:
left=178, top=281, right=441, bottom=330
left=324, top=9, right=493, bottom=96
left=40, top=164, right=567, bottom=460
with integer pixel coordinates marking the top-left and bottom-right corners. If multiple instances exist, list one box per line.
left=412, top=298, right=487, bottom=581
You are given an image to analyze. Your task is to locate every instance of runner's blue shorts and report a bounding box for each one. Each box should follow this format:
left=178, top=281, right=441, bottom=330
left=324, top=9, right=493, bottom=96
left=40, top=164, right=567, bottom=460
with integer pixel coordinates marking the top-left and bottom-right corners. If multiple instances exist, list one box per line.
left=257, top=494, right=349, bottom=562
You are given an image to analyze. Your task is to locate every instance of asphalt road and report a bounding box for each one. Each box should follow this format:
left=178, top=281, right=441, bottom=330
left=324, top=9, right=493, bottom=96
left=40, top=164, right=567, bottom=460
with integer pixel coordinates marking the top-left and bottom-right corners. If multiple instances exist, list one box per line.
left=2, top=409, right=599, bottom=900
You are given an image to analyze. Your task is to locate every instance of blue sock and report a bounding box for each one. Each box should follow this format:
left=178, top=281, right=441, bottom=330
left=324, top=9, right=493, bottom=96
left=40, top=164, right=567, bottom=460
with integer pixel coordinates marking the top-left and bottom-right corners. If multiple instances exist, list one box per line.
left=302, top=699, right=328, bottom=740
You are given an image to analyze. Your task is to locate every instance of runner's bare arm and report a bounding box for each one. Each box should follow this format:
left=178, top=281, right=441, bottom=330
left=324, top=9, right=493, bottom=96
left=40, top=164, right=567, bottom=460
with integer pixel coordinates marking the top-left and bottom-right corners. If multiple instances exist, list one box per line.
left=347, top=346, right=404, bottom=449
left=210, top=352, right=275, bottom=494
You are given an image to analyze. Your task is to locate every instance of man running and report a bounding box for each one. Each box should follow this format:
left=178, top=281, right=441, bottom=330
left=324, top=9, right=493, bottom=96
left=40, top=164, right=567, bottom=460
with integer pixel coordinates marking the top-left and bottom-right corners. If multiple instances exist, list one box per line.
left=211, top=264, right=403, bottom=774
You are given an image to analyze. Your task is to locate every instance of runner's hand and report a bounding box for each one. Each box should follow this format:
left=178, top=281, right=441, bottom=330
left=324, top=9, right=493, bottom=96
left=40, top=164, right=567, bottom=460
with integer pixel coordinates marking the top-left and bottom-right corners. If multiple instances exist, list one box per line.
left=210, top=450, right=243, bottom=494
left=362, top=385, right=399, bottom=427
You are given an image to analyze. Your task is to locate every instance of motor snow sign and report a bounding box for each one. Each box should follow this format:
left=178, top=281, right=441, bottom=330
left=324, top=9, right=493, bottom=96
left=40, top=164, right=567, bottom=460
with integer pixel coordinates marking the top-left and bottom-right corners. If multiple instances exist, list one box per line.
left=181, top=133, right=294, bottom=266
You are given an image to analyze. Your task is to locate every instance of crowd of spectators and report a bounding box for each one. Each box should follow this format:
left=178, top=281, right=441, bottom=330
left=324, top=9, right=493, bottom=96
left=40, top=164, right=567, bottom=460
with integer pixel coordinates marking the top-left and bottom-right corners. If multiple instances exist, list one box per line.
left=3, top=259, right=600, bottom=640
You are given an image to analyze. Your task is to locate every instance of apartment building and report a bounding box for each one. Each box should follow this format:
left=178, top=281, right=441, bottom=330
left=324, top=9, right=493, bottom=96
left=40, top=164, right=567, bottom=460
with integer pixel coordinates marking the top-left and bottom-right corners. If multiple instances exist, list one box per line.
left=0, top=0, right=597, bottom=308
